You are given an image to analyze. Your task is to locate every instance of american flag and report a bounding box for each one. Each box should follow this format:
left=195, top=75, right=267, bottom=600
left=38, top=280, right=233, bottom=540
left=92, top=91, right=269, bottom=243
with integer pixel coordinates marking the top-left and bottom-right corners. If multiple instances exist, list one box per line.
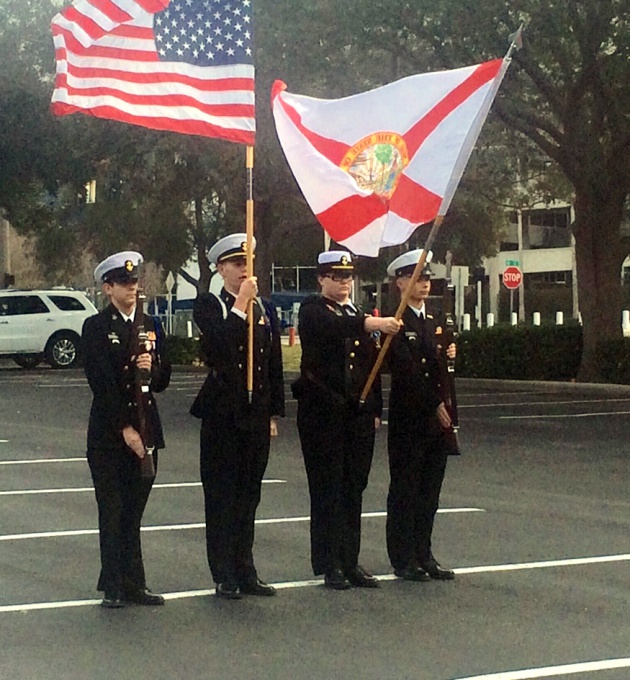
left=51, top=0, right=255, bottom=145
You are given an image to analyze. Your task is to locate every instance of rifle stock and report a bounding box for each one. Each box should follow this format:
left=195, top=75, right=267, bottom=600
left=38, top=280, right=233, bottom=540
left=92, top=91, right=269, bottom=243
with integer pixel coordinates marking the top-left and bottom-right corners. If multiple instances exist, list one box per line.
left=131, top=271, right=156, bottom=478
left=438, top=252, right=461, bottom=456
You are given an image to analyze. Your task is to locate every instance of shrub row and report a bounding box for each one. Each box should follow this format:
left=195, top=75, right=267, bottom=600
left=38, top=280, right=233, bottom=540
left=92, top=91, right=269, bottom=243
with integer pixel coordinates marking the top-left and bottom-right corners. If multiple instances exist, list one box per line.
left=456, top=324, right=583, bottom=381
left=164, top=336, right=203, bottom=366
left=593, top=338, right=630, bottom=384
left=164, top=326, right=630, bottom=385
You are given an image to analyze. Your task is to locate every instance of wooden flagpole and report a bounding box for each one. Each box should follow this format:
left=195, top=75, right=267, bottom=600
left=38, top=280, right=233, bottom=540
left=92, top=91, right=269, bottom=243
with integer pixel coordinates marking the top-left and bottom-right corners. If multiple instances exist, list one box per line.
left=359, top=215, right=445, bottom=405
left=246, top=145, right=255, bottom=402
left=359, top=25, right=524, bottom=405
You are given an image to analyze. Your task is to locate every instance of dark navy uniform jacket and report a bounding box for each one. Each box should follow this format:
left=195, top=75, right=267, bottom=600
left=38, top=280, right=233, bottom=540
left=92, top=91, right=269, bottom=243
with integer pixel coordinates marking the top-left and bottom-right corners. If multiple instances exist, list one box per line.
left=190, top=289, right=285, bottom=426
left=388, top=306, right=442, bottom=436
left=82, top=303, right=171, bottom=450
left=293, top=294, right=382, bottom=415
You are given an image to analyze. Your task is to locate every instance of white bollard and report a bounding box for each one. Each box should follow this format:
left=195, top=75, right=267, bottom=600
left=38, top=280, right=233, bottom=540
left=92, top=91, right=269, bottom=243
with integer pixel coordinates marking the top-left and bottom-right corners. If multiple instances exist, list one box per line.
left=511, top=312, right=518, bottom=326
left=486, top=312, right=495, bottom=327
left=555, top=311, right=564, bottom=325
left=533, top=312, right=541, bottom=326
left=187, top=320, right=193, bottom=338
left=463, top=313, right=471, bottom=331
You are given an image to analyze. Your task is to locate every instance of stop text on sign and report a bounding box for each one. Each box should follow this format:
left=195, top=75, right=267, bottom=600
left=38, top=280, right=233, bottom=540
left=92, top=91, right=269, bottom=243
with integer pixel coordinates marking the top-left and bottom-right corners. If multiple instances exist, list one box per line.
left=503, top=266, right=522, bottom=289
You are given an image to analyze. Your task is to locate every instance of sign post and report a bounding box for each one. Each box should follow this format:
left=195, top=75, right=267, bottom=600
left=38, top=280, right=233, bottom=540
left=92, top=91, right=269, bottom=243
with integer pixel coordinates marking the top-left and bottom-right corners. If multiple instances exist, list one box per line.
left=503, top=264, right=522, bottom=322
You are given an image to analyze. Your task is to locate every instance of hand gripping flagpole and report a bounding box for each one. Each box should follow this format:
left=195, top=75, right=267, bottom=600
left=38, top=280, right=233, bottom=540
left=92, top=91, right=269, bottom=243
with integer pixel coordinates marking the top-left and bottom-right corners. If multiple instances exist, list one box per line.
left=246, top=145, right=255, bottom=403
left=359, top=25, right=524, bottom=406
left=359, top=216, right=443, bottom=406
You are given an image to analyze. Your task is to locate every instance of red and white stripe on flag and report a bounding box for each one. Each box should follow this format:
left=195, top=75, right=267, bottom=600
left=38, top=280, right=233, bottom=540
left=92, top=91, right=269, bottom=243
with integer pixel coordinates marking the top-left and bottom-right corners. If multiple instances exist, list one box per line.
left=271, top=59, right=506, bottom=256
left=51, top=0, right=256, bottom=145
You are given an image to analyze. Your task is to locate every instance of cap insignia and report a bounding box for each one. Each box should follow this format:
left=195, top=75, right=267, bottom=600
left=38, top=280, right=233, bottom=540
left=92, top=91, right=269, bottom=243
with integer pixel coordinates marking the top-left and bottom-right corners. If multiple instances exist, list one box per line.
left=125, top=260, right=134, bottom=272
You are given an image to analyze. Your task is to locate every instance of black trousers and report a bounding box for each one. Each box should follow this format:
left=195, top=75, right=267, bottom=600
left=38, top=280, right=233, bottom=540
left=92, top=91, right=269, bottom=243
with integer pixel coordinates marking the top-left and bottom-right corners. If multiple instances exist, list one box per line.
left=297, top=398, right=375, bottom=575
left=386, top=424, right=448, bottom=570
left=87, top=447, right=157, bottom=594
left=200, top=415, right=270, bottom=584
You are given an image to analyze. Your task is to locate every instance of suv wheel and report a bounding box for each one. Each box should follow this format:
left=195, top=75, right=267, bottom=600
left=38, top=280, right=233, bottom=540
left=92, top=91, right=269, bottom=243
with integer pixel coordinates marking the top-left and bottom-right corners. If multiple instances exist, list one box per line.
left=45, top=332, right=80, bottom=369
left=14, top=355, right=42, bottom=369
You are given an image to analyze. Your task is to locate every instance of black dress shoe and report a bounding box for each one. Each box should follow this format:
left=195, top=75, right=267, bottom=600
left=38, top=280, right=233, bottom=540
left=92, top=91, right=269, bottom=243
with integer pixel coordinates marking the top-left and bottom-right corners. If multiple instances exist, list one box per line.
left=124, top=588, right=165, bottom=606
left=215, top=582, right=242, bottom=600
left=239, top=578, right=277, bottom=597
left=323, top=568, right=352, bottom=590
left=393, top=566, right=431, bottom=582
left=419, top=557, right=455, bottom=580
left=345, top=565, right=380, bottom=588
left=101, top=592, right=125, bottom=608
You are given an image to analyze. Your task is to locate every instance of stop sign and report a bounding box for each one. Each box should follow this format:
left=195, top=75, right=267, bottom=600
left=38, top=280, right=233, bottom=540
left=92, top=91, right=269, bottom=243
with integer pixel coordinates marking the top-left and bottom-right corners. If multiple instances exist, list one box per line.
left=503, top=265, right=522, bottom=289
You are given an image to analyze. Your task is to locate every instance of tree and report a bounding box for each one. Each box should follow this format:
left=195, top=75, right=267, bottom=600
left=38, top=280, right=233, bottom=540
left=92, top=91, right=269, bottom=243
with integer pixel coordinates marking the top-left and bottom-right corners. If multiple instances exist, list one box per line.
left=341, top=0, right=630, bottom=380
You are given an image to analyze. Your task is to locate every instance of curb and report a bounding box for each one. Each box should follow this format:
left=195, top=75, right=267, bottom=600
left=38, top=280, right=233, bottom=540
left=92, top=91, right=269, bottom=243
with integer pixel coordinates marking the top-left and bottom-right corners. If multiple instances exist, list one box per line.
left=456, top=377, right=630, bottom=395
left=171, top=366, right=630, bottom=394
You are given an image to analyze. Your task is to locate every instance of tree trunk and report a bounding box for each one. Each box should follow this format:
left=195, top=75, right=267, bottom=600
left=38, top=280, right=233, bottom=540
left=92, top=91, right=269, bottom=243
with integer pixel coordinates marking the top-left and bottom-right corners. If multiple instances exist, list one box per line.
left=573, top=187, right=626, bottom=382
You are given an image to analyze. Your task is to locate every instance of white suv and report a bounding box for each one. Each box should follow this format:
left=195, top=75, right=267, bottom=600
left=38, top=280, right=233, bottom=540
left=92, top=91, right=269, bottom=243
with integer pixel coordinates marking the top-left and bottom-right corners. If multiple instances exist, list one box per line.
left=0, top=289, right=97, bottom=369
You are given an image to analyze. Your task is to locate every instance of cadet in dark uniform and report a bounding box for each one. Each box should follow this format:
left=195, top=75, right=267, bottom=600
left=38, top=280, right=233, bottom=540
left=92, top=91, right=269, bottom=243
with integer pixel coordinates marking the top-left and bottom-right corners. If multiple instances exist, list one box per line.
left=386, top=250, right=456, bottom=582
left=83, top=251, right=171, bottom=608
left=293, top=251, right=401, bottom=589
left=191, top=234, right=285, bottom=600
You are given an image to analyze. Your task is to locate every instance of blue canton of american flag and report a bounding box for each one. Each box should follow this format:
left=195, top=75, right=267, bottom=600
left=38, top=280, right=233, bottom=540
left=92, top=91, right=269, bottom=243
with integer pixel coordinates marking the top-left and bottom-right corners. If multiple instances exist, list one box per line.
left=154, top=0, right=253, bottom=67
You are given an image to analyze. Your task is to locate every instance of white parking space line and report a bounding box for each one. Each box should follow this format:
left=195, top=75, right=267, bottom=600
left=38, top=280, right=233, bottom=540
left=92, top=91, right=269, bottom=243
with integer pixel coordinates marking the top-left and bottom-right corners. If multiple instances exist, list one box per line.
left=0, top=457, right=85, bottom=466
left=459, top=553, right=630, bottom=573
left=448, top=657, right=630, bottom=679
left=462, top=397, right=630, bottom=409
left=0, top=508, right=484, bottom=542
left=1, top=552, right=628, bottom=614
left=500, top=411, right=630, bottom=420
left=0, top=479, right=285, bottom=497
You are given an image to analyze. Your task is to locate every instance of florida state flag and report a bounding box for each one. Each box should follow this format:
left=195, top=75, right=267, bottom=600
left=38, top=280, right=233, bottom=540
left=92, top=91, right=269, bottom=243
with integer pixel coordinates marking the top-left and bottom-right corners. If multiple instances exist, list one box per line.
left=272, top=59, right=507, bottom=256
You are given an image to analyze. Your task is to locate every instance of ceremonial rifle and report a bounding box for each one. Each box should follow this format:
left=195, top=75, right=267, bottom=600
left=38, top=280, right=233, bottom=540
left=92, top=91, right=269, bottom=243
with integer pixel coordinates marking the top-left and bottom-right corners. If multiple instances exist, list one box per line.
left=131, top=264, right=156, bottom=478
left=437, top=251, right=461, bottom=455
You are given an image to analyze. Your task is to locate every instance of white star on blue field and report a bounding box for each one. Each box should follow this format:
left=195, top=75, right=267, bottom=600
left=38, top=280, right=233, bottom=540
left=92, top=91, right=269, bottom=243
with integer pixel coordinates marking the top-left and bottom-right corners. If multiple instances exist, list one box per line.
left=154, top=0, right=253, bottom=66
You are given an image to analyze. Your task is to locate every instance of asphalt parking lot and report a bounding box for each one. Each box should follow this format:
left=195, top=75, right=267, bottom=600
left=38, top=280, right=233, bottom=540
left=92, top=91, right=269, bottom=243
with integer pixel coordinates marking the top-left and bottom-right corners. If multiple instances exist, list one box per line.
left=1, top=365, right=629, bottom=680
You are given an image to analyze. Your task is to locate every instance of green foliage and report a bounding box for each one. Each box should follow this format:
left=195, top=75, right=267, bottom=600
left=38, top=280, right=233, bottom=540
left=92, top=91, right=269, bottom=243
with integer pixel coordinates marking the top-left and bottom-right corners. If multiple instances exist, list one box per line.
left=164, top=336, right=202, bottom=366
left=594, top=339, right=630, bottom=385
left=457, top=324, right=583, bottom=381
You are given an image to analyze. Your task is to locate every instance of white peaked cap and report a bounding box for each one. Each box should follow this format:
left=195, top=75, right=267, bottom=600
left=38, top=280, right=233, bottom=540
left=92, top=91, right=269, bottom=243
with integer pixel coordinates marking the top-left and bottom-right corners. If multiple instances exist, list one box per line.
left=94, top=250, right=143, bottom=284
left=317, top=250, right=354, bottom=269
left=208, top=233, right=256, bottom=265
left=386, top=249, right=433, bottom=277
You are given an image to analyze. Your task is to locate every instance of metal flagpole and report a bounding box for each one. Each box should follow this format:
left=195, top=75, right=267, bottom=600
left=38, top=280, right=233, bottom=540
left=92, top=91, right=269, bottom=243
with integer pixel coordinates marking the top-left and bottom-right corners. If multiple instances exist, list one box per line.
left=246, top=145, right=255, bottom=402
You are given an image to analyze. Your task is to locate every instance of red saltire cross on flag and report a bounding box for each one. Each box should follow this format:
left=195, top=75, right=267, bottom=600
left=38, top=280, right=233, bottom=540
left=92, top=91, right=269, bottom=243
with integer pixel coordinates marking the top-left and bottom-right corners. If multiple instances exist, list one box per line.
left=51, top=0, right=256, bottom=145
left=271, top=59, right=507, bottom=256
